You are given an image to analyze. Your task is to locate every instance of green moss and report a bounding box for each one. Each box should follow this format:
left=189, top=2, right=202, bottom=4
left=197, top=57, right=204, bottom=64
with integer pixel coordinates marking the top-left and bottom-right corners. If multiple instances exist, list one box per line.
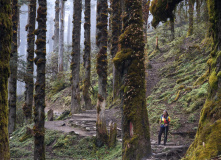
left=174, top=90, right=181, bottom=101
left=209, top=71, right=218, bottom=89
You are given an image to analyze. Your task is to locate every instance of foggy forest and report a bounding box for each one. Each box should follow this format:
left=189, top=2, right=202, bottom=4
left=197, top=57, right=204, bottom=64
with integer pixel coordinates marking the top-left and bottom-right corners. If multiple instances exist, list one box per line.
left=0, top=0, right=220, bottom=159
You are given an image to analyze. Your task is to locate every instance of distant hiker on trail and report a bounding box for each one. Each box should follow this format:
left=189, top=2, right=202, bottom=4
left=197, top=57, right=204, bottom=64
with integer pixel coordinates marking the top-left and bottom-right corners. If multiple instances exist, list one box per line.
left=158, top=110, right=171, bottom=145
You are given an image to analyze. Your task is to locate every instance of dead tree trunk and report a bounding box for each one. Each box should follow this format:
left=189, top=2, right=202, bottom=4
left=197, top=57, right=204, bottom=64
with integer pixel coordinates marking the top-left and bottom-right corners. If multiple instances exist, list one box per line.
left=23, top=0, right=36, bottom=124
left=9, top=0, right=18, bottom=134
left=58, top=0, right=64, bottom=72
left=0, top=0, right=12, bottom=158
left=96, top=0, right=109, bottom=147
left=111, top=0, right=121, bottom=100
left=113, top=0, right=152, bottom=159
left=33, top=0, right=47, bottom=159
left=71, top=0, right=82, bottom=114
left=83, top=0, right=92, bottom=110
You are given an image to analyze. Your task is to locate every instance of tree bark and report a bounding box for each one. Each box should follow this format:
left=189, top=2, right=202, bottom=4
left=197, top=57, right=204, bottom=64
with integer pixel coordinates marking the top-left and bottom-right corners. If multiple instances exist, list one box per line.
left=83, top=0, right=92, bottom=110
left=187, top=0, right=194, bottom=36
left=196, top=0, right=201, bottom=22
left=23, top=0, right=36, bottom=123
left=184, top=0, right=221, bottom=159
left=58, top=0, right=64, bottom=72
left=33, top=0, right=47, bottom=159
left=170, top=17, right=175, bottom=40
left=9, top=0, right=18, bottom=134
left=0, top=0, right=12, bottom=158
left=111, top=0, right=121, bottom=100
left=113, top=0, right=152, bottom=159
left=71, top=0, right=82, bottom=114
left=96, top=0, right=109, bottom=147
left=53, top=0, right=59, bottom=53
left=18, top=6, right=21, bottom=48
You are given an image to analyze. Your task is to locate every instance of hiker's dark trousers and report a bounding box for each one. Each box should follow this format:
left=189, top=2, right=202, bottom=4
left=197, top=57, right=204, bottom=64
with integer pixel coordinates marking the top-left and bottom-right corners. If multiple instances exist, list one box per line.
left=158, top=125, right=169, bottom=145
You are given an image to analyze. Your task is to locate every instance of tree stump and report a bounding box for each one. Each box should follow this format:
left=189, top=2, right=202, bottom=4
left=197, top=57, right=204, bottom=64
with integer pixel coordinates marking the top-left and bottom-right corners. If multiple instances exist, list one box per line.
left=47, top=109, right=54, bottom=121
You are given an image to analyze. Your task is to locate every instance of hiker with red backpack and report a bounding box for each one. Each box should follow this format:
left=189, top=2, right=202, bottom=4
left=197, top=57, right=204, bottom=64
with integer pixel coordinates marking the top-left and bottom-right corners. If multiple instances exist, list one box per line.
left=158, top=110, right=171, bottom=145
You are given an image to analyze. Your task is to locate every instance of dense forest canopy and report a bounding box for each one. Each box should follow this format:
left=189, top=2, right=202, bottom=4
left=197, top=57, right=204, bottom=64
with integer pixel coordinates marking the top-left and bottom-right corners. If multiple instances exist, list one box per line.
left=0, top=0, right=220, bottom=159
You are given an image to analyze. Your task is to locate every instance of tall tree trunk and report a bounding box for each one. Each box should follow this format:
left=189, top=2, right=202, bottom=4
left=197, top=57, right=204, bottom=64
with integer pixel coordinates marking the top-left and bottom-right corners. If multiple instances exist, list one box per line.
left=23, top=0, right=36, bottom=123
left=83, top=0, right=92, bottom=110
left=111, top=0, right=121, bottom=100
left=9, top=0, right=18, bottom=134
left=170, top=17, right=175, bottom=40
left=96, top=0, right=108, bottom=147
left=49, top=19, right=53, bottom=53
left=71, top=0, right=82, bottom=114
left=58, top=0, right=64, bottom=72
left=196, top=0, right=201, bottom=22
left=184, top=0, right=221, bottom=159
left=53, top=0, right=59, bottom=53
left=113, top=0, right=151, bottom=159
left=0, top=0, right=12, bottom=158
left=187, top=0, right=194, bottom=36
left=53, top=0, right=59, bottom=78
left=18, top=6, right=21, bottom=48
left=67, top=14, right=71, bottom=48
left=34, top=0, right=47, bottom=159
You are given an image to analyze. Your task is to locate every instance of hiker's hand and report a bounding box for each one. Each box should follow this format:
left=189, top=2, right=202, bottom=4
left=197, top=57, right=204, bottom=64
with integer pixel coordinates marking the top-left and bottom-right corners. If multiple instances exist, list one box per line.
left=165, top=124, right=168, bottom=126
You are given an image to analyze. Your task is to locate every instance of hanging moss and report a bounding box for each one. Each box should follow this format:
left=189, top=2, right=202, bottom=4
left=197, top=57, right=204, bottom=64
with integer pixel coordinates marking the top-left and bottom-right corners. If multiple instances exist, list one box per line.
left=150, top=0, right=183, bottom=28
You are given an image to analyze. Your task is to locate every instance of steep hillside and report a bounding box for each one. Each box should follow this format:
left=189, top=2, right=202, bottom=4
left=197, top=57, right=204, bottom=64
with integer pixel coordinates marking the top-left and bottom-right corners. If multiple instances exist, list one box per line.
left=145, top=21, right=211, bottom=145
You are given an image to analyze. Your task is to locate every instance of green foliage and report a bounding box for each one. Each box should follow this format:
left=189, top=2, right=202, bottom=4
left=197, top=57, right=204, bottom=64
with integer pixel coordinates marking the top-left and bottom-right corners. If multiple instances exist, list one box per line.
left=10, top=126, right=122, bottom=159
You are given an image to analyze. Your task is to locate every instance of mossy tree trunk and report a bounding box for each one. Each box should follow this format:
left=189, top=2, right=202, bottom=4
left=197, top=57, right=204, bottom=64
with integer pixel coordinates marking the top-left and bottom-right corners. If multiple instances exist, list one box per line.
left=9, top=0, right=18, bottom=134
left=71, top=0, right=82, bottom=114
left=0, top=0, right=12, bottom=158
left=187, top=0, right=194, bottom=36
left=23, top=0, right=36, bottom=123
left=113, top=0, right=151, bottom=159
left=33, top=0, right=47, bottom=159
left=96, top=0, right=109, bottom=147
left=83, top=0, right=92, bottom=110
left=184, top=0, right=221, bottom=158
left=111, top=0, right=121, bottom=100
left=58, top=0, right=64, bottom=72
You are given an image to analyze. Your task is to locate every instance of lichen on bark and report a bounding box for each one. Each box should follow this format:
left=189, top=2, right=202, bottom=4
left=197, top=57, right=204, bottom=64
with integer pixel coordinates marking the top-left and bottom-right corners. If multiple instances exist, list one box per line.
left=71, top=0, right=82, bottom=114
left=0, top=0, right=12, bottom=158
left=8, top=0, right=18, bottom=134
left=34, top=0, right=47, bottom=159
left=23, top=0, right=36, bottom=123
left=113, top=0, right=151, bottom=159
left=96, top=0, right=109, bottom=147
left=83, top=0, right=92, bottom=110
